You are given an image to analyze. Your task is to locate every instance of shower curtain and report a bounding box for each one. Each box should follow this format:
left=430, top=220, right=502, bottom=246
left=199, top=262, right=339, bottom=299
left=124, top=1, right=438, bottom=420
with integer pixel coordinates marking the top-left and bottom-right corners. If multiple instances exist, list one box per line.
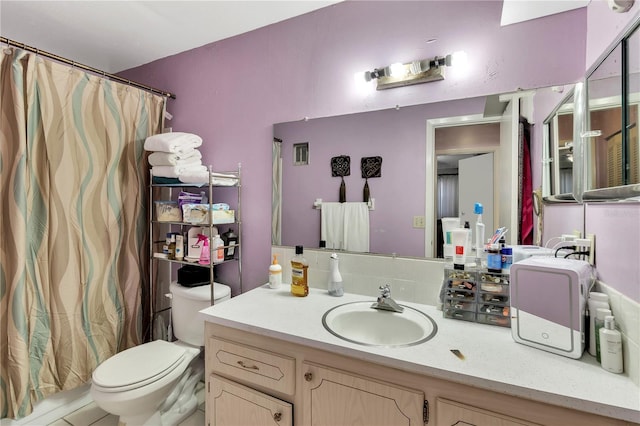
left=0, top=47, right=164, bottom=419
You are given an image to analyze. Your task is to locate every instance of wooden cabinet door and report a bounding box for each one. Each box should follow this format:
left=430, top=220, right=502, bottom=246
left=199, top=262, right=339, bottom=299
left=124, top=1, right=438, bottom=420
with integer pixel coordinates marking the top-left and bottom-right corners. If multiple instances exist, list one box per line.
left=436, top=398, right=539, bottom=426
left=208, top=374, right=292, bottom=426
left=302, top=361, right=424, bottom=426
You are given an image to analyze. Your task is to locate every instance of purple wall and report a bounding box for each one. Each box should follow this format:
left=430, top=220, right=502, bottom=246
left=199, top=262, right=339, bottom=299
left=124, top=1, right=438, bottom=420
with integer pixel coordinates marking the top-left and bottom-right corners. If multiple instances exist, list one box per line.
left=119, top=1, right=587, bottom=294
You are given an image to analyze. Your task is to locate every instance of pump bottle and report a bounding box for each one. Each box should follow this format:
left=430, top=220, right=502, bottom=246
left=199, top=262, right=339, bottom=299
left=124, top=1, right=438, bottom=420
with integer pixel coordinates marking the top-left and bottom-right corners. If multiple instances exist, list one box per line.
left=269, top=254, right=282, bottom=289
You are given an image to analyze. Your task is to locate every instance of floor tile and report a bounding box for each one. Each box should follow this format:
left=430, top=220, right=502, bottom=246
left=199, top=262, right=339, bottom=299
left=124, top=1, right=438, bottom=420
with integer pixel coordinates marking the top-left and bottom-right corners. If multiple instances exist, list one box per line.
left=47, top=419, right=72, bottom=426
left=89, top=414, right=119, bottom=426
left=63, top=402, right=108, bottom=426
left=178, top=409, right=205, bottom=426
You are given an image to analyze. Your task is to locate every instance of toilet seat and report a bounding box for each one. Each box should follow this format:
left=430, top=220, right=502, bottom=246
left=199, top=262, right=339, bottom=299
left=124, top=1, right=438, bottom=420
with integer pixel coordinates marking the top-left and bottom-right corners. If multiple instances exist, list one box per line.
left=92, top=340, right=187, bottom=392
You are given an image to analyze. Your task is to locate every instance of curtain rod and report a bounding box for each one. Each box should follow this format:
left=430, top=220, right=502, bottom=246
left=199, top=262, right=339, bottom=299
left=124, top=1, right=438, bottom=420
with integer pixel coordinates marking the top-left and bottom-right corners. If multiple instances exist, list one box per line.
left=1, top=36, right=176, bottom=100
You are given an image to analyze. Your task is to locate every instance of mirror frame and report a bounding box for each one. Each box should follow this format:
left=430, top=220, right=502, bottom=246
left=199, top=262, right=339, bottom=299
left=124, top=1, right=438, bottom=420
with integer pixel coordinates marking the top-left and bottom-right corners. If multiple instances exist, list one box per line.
left=542, top=86, right=578, bottom=202
left=581, top=18, right=640, bottom=201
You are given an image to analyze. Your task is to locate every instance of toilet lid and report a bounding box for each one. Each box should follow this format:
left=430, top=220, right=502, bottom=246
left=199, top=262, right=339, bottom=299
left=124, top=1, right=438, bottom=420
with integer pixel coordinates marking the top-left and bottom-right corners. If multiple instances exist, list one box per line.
left=92, top=340, right=186, bottom=392
left=170, top=281, right=231, bottom=301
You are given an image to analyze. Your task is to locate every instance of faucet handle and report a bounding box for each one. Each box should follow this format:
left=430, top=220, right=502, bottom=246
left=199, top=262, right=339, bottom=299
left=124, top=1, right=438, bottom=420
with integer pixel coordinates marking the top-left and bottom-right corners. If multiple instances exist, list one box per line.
left=378, top=284, right=391, bottom=298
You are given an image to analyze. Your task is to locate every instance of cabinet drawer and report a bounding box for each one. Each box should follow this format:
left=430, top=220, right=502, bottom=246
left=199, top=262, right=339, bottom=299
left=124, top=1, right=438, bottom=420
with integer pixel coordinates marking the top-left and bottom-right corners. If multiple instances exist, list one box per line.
left=207, top=337, right=295, bottom=395
left=436, top=398, right=539, bottom=425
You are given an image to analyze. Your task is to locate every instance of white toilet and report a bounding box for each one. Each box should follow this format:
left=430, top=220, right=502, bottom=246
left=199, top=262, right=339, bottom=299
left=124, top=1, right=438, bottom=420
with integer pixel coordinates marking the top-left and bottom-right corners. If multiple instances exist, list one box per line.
left=90, top=281, right=231, bottom=426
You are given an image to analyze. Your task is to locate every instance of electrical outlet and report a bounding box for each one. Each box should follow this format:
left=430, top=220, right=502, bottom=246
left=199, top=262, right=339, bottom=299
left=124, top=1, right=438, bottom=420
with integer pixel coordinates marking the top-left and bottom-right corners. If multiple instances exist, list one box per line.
left=413, top=216, right=426, bottom=229
left=586, top=233, right=595, bottom=265
left=576, top=235, right=596, bottom=265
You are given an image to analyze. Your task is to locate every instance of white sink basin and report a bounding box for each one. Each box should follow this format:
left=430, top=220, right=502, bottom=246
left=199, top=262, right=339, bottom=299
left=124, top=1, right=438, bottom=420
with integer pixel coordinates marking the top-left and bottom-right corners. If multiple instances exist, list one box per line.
left=322, top=301, right=437, bottom=347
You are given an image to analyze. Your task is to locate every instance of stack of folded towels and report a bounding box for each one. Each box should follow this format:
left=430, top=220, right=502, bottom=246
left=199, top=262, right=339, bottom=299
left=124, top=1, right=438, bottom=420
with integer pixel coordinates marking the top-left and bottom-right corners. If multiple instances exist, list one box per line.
left=144, top=132, right=207, bottom=182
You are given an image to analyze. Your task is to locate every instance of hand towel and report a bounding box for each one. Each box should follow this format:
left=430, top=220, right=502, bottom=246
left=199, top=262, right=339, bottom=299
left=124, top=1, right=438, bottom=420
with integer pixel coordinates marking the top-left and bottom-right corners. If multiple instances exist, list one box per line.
left=152, top=164, right=207, bottom=179
left=148, top=149, right=202, bottom=166
left=320, top=202, right=345, bottom=250
left=144, top=132, right=203, bottom=154
left=321, top=202, right=369, bottom=253
left=342, top=202, right=370, bottom=252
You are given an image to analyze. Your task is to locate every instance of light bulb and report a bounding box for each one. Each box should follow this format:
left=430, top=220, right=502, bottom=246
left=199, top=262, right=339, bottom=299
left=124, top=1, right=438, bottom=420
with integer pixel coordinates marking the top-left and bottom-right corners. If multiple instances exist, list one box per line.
left=450, top=51, right=468, bottom=68
left=389, top=62, right=406, bottom=77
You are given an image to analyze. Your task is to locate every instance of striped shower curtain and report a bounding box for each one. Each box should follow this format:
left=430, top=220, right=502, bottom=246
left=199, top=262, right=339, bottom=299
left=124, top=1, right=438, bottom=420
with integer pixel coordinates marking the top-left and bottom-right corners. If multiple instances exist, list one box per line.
left=0, top=47, right=164, bottom=419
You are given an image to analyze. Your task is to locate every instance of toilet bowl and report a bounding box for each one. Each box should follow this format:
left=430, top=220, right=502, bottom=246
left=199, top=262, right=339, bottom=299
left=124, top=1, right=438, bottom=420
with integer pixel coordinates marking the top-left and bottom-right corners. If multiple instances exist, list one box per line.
left=90, top=282, right=231, bottom=426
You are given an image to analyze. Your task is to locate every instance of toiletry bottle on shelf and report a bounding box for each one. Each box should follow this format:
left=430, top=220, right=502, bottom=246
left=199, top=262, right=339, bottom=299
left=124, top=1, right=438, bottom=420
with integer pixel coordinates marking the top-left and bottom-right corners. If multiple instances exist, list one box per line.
left=474, top=203, right=485, bottom=263
left=587, top=292, right=610, bottom=356
left=291, top=245, right=309, bottom=297
left=221, top=228, right=238, bottom=260
left=328, top=253, right=343, bottom=297
left=269, top=254, right=282, bottom=289
left=599, top=315, right=623, bottom=373
left=595, top=307, right=613, bottom=362
left=168, top=233, right=176, bottom=260
left=175, top=234, right=184, bottom=261
left=198, top=234, right=210, bottom=265
left=212, top=234, right=225, bottom=264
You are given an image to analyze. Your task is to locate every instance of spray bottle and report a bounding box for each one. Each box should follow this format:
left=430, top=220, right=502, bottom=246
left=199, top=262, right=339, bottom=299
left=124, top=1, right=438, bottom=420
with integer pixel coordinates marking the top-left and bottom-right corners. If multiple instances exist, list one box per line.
left=474, top=203, right=485, bottom=263
left=328, top=253, right=343, bottom=296
left=197, top=234, right=210, bottom=265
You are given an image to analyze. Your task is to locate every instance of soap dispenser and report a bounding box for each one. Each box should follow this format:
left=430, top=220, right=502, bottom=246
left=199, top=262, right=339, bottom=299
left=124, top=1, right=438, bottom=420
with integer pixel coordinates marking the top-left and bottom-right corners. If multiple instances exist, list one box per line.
left=328, top=253, right=343, bottom=297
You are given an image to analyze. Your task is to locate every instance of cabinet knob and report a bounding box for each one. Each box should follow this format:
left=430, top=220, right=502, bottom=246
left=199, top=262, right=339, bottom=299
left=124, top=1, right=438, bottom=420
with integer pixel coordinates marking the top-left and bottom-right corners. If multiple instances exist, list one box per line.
left=304, top=372, right=313, bottom=382
left=273, top=412, right=282, bottom=422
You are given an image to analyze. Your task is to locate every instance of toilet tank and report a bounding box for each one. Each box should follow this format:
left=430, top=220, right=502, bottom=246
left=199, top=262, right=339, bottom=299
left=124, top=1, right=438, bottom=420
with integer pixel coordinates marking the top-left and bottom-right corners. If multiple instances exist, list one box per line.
left=169, top=282, right=231, bottom=346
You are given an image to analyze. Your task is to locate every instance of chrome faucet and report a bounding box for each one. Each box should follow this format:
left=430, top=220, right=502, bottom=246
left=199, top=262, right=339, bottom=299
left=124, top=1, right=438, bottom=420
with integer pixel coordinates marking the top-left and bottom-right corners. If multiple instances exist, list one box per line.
left=371, top=284, right=404, bottom=313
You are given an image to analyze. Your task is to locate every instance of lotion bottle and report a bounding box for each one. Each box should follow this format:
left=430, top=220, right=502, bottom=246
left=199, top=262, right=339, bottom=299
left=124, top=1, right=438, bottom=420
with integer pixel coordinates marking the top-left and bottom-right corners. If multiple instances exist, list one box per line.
left=269, top=254, right=282, bottom=289
left=291, top=245, right=308, bottom=297
left=595, top=307, right=613, bottom=362
left=599, top=316, right=623, bottom=374
left=587, top=292, right=610, bottom=356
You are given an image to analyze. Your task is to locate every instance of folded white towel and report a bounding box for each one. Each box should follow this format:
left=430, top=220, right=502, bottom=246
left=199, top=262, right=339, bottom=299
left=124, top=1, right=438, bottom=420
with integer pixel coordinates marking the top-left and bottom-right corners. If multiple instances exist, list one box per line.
left=178, top=171, right=239, bottom=186
left=144, top=132, right=203, bottom=154
left=148, top=150, right=202, bottom=166
left=152, top=164, right=207, bottom=179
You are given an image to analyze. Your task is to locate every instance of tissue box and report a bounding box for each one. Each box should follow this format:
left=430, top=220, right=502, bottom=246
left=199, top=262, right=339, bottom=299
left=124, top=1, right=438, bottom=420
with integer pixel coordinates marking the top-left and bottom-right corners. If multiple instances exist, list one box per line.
left=182, top=204, right=235, bottom=224
left=155, top=201, right=181, bottom=222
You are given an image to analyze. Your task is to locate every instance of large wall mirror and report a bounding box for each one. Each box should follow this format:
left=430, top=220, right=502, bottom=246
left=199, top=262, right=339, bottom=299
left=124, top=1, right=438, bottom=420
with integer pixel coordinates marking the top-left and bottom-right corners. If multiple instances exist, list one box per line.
left=273, top=87, right=564, bottom=259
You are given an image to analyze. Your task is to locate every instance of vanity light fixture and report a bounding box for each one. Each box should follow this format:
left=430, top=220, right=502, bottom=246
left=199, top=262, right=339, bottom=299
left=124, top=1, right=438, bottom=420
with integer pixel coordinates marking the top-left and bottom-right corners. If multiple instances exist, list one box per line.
left=362, top=51, right=467, bottom=90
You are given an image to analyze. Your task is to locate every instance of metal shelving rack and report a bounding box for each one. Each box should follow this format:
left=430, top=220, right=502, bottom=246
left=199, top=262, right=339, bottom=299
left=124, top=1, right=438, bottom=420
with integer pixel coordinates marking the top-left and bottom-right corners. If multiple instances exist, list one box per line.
left=148, top=164, right=242, bottom=340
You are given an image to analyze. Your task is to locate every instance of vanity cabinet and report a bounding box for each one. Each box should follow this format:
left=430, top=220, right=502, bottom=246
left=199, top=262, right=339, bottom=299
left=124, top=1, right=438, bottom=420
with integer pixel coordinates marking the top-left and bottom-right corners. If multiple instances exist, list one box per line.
left=204, top=322, right=632, bottom=426
left=301, top=362, right=424, bottom=425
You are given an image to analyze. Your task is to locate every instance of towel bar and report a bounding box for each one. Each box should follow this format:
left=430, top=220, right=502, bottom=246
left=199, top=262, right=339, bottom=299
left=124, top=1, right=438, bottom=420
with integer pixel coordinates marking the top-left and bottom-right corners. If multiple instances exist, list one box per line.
left=313, top=198, right=375, bottom=210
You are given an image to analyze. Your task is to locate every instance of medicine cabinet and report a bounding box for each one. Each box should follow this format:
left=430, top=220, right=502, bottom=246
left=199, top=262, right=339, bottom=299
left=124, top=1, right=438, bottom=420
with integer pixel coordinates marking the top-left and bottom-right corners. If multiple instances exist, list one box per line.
left=544, top=18, right=640, bottom=203
left=582, top=19, right=640, bottom=200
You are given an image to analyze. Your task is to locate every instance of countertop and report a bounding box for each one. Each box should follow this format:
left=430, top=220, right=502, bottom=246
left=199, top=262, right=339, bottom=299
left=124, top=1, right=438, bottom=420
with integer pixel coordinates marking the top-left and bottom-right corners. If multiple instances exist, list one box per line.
left=199, top=285, right=640, bottom=423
